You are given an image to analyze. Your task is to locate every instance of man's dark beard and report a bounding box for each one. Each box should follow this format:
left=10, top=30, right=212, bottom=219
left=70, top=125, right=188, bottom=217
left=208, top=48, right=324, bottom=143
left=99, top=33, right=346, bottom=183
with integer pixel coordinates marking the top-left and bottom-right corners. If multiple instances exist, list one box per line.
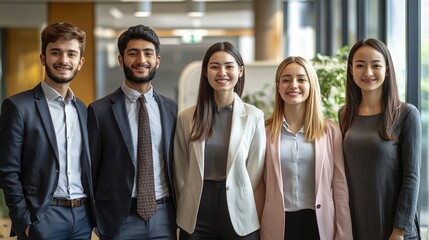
left=45, top=63, right=77, bottom=84
left=123, top=64, right=157, bottom=84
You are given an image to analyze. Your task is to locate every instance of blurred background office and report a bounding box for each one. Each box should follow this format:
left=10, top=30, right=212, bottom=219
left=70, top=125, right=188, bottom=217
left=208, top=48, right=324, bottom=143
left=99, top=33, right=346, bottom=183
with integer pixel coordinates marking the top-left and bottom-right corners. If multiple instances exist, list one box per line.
left=0, top=0, right=428, bottom=238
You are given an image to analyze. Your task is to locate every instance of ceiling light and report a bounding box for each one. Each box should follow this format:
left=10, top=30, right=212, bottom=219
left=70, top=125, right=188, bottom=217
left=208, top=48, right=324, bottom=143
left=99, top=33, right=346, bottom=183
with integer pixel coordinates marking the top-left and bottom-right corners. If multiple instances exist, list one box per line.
left=134, top=1, right=152, bottom=17
left=109, top=7, right=123, bottom=19
left=187, top=0, right=205, bottom=17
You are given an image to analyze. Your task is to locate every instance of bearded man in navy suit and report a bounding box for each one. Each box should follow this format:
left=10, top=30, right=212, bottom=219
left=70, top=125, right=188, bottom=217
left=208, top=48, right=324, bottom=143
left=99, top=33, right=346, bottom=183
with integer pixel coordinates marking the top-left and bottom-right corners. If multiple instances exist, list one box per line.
left=0, top=22, right=94, bottom=240
left=88, top=25, right=177, bottom=239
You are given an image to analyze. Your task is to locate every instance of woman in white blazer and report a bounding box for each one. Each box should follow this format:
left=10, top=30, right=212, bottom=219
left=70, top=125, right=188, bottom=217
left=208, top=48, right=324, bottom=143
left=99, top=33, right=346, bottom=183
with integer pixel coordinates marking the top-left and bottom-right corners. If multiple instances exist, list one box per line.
left=256, top=56, right=352, bottom=240
left=174, top=42, right=266, bottom=239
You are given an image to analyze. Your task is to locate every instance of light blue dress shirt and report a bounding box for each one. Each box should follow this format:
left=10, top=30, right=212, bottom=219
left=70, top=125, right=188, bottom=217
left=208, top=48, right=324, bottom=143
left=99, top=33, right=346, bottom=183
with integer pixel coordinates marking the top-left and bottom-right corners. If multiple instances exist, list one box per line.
left=280, top=119, right=315, bottom=211
left=121, top=83, right=169, bottom=200
left=41, top=81, right=85, bottom=200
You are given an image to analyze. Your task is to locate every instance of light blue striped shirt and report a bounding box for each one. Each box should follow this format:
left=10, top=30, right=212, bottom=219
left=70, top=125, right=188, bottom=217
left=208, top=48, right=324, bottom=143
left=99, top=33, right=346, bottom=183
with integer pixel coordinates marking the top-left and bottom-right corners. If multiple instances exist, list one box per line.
left=41, top=81, right=85, bottom=200
left=121, top=83, right=169, bottom=199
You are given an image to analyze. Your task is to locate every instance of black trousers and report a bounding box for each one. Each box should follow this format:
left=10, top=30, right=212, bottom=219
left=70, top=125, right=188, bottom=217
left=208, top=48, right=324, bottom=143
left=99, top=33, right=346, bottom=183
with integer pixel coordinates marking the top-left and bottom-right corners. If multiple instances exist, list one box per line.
left=180, top=180, right=259, bottom=240
left=284, top=209, right=320, bottom=240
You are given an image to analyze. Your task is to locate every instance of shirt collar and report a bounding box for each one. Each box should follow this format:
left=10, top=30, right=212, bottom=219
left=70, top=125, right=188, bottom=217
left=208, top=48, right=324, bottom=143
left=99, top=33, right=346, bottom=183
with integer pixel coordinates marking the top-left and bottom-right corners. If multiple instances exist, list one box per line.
left=121, top=82, right=154, bottom=103
left=282, top=116, right=304, bottom=134
left=41, top=80, right=76, bottom=103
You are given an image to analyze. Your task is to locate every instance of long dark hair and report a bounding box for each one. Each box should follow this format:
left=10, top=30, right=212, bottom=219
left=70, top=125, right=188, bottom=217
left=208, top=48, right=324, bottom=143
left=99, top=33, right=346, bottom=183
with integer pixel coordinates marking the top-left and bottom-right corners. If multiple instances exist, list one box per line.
left=189, top=42, right=245, bottom=141
left=339, top=38, right=402, bottom=140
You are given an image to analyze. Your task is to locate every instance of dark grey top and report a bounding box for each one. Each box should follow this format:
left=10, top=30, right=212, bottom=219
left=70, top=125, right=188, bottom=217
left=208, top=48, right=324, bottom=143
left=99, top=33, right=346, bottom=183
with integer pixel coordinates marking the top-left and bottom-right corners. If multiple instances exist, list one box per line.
left=342, top=103, right=421, bottom=240
left=204, top=105, right=233, bottom=181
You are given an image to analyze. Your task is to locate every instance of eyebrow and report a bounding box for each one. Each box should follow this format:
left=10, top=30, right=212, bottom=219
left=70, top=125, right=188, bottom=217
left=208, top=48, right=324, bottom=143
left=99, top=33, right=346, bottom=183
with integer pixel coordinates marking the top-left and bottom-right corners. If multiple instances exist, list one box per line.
left=354, top=59, right=383, bottom=63
left=282, top=73, right=307, bottom=77
left=126, top=48, right=155, bottom=53
left=49, top=48, right=78, bottom=53
left=209, top=61, right=235, bottom=65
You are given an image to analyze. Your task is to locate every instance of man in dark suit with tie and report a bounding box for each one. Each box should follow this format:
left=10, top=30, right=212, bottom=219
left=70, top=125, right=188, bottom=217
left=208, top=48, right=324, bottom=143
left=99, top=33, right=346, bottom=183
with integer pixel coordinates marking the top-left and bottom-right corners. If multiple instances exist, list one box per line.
left=88, top=25, right=177, bottom=239
left=0, top=22, right=94, bottom=239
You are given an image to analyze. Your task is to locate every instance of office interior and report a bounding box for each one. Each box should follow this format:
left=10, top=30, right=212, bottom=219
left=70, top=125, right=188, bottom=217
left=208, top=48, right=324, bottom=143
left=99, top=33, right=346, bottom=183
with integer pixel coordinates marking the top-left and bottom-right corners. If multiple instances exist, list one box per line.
left=0, top=0, right=428, bottom=238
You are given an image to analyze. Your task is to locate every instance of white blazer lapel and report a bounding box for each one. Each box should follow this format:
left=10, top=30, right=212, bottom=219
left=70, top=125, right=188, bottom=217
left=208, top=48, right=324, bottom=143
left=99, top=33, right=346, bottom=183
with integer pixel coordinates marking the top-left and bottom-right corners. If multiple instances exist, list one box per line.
left=192, top=139, right=206, bottom=177
left=226, top=94, right=248, bottom=175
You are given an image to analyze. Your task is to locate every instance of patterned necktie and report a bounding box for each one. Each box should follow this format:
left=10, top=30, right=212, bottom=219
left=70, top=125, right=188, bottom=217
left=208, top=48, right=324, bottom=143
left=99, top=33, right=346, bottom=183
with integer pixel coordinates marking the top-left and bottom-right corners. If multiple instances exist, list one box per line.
left=137, top=96, right=156, bottom=220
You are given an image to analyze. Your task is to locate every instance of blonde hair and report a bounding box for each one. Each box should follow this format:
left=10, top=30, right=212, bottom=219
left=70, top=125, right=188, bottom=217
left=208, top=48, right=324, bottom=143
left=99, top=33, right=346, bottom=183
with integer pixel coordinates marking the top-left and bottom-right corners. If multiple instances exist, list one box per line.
left=266, top=56, right=326, bottom=142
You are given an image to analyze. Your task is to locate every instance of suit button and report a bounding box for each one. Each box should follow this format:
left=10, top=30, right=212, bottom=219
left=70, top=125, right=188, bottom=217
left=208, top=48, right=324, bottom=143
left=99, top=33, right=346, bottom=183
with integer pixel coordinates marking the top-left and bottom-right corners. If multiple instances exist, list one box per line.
left=316, top=204, right=321, bottom=209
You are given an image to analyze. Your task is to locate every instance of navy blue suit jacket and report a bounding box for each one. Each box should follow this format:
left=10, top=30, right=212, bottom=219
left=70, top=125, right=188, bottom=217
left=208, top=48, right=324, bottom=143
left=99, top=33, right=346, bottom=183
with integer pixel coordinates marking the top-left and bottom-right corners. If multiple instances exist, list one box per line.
left=88, top=87, right=177, bottom=237
left=0, top=83, right=95, bottom=236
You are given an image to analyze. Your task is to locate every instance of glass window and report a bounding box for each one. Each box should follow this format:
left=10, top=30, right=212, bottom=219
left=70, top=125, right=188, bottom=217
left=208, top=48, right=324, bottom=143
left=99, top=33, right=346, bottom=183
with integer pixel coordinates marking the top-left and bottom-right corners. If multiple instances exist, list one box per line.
left=419, top=0, right=429, bottom=237
left=284, top=0, right=315, bottom=59
left=387, top=0, right=407, bottom=100
left=367, top=0, right=380, bottom=38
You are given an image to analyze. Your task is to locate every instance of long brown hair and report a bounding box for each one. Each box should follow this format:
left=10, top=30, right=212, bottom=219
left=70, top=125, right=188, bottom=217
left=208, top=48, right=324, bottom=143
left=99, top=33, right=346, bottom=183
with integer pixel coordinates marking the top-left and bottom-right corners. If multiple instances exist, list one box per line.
left=189, top=42, right=245, bottom=141
left=266, top=56, right=326, bottom=142
left=339, top=38, right=402, bottom=140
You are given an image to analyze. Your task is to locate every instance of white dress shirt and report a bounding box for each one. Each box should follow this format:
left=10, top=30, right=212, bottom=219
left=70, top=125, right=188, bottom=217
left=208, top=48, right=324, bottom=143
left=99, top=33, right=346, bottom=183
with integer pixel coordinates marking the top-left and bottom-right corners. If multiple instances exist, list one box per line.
left=41, top=81, right=85, bottom=200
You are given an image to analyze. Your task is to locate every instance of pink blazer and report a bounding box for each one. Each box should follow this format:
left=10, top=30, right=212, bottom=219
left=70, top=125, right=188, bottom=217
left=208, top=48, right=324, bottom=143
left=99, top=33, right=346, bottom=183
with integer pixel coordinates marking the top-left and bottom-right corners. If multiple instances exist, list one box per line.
left=255, top=120, right=353, bottom=240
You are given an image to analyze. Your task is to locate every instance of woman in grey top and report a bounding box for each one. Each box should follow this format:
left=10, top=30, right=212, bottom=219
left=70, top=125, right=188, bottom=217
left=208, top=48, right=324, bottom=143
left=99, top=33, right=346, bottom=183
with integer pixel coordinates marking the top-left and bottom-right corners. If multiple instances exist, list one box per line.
left=339, top=38, right=421, bottom=240
left=174, top=42, right=265, bottom=239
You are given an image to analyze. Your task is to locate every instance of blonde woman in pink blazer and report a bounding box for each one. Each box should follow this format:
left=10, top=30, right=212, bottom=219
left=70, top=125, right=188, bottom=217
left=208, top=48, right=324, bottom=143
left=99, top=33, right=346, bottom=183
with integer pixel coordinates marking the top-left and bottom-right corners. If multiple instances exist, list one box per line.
left=256, top=56, right=353, bottom=240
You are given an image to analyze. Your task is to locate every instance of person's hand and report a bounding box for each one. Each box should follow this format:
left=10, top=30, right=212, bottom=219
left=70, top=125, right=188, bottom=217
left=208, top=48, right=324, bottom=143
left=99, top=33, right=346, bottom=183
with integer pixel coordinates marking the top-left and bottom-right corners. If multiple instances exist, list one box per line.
left=93, top=227, right=100, bottom=237
left=24, top=225, right=30, bottom=237
left=388, top=228, right=404, bottom=240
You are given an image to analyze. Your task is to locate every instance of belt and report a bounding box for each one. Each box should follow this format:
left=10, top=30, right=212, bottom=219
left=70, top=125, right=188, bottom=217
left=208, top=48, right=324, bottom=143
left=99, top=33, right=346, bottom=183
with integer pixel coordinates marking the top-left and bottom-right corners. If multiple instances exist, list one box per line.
left=156, top=196, right=171, bottom=205
left=51, top=198, right=86, bottom=208
left=132, top=196, right=171, bottom=205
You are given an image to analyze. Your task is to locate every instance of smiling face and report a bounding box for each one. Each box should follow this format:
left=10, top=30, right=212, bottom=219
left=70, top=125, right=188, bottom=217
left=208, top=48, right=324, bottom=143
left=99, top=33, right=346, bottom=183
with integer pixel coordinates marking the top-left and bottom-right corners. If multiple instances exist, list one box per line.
left=118, top=39, right=160, bottom=84
left=41, top=38, right=84, bottom=85
left=206, top=51, right=243, bottom=95
left=351, top=45, right=387, bottom=95
left=277, top=62, right=310, bottom=107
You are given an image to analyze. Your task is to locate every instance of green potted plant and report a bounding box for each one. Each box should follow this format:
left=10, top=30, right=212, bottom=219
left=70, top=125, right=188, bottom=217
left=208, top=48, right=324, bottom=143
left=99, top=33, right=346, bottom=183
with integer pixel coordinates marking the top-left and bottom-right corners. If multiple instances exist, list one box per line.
left=312, top=46, right=349, bottom=122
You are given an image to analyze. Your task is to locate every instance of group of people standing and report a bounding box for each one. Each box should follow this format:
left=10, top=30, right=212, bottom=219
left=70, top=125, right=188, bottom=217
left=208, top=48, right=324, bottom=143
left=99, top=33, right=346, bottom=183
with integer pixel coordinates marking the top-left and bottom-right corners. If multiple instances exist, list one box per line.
left=0, top=21, right=421, bottom=240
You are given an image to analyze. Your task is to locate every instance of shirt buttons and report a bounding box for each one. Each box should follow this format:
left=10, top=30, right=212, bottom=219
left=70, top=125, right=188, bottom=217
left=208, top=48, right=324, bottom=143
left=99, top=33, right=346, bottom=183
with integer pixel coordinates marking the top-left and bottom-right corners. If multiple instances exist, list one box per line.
left=316, top=204, right=321, bottom=209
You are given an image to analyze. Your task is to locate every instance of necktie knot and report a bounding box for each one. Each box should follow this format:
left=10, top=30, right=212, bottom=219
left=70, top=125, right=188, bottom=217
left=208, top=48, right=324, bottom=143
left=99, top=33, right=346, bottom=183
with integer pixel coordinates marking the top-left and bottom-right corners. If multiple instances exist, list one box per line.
left=138, top=95, right=146, bottom=105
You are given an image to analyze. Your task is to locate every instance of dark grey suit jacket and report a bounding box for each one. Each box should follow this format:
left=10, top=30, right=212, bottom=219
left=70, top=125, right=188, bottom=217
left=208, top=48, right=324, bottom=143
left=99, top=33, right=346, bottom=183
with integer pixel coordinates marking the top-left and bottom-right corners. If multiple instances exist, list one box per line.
left=0, top=83, right=94, bottom=236
left=88, top=87, right=177, bottom=237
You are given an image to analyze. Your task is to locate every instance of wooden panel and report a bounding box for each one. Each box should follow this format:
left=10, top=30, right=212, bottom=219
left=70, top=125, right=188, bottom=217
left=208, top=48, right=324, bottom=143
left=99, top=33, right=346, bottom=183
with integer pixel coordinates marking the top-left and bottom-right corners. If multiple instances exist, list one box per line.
left=5, top=28, right=42, bottom=97
left=48, top=2, right=95, bottom=105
